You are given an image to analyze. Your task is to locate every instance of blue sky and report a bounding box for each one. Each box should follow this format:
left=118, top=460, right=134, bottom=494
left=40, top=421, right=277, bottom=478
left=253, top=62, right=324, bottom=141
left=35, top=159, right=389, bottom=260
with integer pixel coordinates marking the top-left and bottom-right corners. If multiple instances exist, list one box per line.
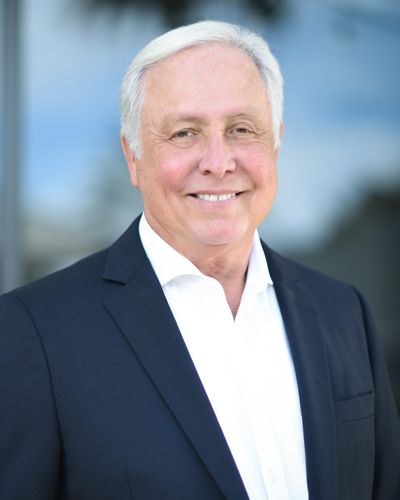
left=3, top=0, right=400, bottom=252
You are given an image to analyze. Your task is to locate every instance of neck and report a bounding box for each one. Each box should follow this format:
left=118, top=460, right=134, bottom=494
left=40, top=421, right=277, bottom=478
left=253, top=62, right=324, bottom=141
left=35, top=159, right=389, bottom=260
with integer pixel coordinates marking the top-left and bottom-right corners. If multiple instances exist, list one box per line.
left=143, top=215, right=254, bottom=318
left=165, top=233, right=253, bottom=318
left=190, top=244, right=251, bottom=318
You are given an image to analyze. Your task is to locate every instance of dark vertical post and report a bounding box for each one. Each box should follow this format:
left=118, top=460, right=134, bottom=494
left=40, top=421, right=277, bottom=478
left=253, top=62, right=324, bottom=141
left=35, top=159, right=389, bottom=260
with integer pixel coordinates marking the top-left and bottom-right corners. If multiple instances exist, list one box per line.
left=1, top=0, right=23, bottom=293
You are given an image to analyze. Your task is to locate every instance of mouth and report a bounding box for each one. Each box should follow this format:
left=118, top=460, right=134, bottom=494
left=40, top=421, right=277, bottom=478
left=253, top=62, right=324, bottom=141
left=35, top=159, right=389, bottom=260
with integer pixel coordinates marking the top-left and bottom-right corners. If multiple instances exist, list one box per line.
left=191, top=193, right=239, bottom=201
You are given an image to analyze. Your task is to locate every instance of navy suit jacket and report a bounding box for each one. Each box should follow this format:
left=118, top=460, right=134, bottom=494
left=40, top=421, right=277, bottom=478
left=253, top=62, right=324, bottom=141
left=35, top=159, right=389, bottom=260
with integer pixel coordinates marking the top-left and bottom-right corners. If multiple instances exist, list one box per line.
left=1, top=216, right=400, bottom=500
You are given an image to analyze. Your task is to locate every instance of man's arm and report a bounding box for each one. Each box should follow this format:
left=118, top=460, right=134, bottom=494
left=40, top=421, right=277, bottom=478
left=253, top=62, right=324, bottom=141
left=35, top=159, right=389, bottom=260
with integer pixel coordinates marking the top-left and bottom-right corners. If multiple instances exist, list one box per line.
left=0, top=293, right=61, bottom=499
left=354, top=288, right=400, bottom=500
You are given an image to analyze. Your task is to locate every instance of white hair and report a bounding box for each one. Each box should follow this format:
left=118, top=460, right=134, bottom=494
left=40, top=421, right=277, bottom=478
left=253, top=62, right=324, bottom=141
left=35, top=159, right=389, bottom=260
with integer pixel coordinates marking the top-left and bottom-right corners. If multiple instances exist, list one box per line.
left=120, top=20, right=284, bottom=158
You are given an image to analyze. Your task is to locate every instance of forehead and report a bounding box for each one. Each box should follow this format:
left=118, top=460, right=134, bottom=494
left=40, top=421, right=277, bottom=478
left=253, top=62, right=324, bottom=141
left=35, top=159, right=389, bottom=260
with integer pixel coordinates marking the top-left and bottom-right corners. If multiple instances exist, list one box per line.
left=140, top=44, right=270, bottom=121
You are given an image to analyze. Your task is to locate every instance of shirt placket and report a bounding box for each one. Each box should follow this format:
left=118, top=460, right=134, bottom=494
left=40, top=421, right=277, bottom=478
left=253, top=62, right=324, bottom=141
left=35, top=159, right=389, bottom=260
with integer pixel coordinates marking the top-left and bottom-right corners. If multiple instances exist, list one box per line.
left=235, top=294, right=291, bottom=500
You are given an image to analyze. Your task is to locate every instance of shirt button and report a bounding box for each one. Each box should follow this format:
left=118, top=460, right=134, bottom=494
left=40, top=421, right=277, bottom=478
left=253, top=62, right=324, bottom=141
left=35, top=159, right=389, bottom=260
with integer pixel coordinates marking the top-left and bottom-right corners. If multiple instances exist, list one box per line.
left=269, top=469, right=278, bottom=482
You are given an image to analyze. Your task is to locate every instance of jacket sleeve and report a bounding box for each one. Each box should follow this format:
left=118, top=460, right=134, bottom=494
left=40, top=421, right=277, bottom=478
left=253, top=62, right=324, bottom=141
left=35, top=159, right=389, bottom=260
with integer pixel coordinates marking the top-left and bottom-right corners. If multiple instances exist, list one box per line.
left=0, top=293, right=61, bottom=499
left=354, top=288, right=400, bottom=500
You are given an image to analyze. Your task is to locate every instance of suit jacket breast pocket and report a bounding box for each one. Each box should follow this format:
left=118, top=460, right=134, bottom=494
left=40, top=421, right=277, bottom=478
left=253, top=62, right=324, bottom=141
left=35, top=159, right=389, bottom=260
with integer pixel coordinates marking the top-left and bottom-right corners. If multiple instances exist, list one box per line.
left=336, top=391, right=374, bottom=423
left=336, top=392, right=375, bottom=500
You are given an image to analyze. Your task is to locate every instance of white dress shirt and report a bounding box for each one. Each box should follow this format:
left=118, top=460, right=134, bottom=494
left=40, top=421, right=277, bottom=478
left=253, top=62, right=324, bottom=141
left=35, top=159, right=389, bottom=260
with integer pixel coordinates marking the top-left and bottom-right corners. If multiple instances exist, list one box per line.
left=139, top=214, right=309, bottom=500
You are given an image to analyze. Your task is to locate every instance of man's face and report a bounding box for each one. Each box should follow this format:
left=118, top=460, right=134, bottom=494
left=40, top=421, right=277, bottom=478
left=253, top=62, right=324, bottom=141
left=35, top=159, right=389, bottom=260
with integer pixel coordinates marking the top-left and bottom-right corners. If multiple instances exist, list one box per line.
left=122, top=43, right=281, bottom=257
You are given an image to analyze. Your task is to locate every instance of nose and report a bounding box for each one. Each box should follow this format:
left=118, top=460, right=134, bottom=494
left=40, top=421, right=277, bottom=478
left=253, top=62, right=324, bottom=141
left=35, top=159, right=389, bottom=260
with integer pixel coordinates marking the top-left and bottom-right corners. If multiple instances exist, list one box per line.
left=198, top=134, right=236, bottom=178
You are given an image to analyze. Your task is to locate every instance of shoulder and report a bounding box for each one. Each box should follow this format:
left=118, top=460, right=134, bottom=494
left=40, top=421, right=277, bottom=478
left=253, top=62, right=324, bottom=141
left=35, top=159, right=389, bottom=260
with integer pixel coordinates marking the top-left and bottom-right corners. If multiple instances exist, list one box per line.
left=0, top=251, right=112, bottom=348
left=261, top=242, right=370, bottom=335
left=5, top=247, right=110, bottom=304
left=0, top=247, right=120, bottom=335
left=2, top=217, right=146, bottom=312
left=263, top=242, right=359, bottom=298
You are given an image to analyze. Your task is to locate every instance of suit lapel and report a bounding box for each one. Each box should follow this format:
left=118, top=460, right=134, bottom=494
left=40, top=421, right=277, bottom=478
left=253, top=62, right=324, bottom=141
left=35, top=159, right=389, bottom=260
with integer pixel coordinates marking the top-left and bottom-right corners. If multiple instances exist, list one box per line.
left=102, top=218, right=249, bottom=500
left=263, top=243, right=337, bottom=500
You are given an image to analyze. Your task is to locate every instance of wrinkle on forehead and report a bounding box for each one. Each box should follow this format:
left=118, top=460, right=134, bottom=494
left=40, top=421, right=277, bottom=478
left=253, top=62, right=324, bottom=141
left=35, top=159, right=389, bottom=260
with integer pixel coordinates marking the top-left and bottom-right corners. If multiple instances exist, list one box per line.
left=158, top=108, right=268, bottom=128
left=140, top=42, right=270, bottom=112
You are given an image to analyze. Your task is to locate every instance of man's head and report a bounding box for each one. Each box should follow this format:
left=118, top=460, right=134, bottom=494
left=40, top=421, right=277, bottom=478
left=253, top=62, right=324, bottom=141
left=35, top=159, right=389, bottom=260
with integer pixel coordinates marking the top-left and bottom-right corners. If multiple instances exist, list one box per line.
left=120, top=21, right=283, bottom=158
left=120, top=22, right=284, bottom=259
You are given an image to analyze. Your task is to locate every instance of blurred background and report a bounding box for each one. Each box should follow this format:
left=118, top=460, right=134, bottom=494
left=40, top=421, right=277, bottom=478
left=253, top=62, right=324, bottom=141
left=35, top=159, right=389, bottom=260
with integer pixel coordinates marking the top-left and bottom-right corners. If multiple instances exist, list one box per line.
left=1, top=0, right=399, bottom=411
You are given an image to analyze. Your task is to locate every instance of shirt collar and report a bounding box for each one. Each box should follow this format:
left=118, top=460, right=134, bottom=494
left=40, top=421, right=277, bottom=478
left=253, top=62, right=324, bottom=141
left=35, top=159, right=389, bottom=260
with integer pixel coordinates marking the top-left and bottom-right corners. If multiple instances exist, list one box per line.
left=139, top=213, right=273, bottom=290
left=244, top=231, right=273, bottom=296
left=139, top=214, right=202, bottom=286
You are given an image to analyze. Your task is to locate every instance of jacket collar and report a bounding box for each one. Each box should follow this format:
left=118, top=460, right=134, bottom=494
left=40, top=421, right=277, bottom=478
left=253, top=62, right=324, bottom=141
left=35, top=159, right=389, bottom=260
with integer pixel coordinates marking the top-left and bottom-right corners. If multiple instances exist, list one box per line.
left=102, top=216, right=147, bottom=284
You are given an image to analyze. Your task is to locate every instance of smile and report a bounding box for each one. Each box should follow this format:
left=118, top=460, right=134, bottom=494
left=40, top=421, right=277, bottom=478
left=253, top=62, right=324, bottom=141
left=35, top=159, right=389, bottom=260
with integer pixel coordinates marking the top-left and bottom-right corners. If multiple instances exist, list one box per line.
left=194, top=193, right=237, bottom=201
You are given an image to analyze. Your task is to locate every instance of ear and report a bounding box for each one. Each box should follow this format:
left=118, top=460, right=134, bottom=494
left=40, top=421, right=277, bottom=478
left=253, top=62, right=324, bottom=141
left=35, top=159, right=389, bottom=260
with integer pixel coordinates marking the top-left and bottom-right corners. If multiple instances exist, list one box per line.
left=275, top=121, right=284, bottom=160
left=120, top=134, right=139, bottom=187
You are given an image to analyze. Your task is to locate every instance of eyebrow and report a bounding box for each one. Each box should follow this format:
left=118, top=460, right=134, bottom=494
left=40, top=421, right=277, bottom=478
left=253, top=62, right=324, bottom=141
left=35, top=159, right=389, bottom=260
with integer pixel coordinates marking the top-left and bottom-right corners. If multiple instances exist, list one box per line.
left=162, top=108, right=264, bottom=126
left=162, top=115, right=203, bottom=126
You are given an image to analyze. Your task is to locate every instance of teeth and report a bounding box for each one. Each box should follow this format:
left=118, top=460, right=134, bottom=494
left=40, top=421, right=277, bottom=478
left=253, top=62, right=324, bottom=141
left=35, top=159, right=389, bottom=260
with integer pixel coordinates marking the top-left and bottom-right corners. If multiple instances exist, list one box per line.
left=196, top=193, right=236, bottom=201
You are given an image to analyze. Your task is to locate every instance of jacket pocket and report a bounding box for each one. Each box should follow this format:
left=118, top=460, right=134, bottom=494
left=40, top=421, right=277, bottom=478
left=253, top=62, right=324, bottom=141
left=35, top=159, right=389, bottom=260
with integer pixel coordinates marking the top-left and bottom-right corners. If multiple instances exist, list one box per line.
left=336, top=392, right=375, bottom=499
left=336, top=391, right=374, bottom=423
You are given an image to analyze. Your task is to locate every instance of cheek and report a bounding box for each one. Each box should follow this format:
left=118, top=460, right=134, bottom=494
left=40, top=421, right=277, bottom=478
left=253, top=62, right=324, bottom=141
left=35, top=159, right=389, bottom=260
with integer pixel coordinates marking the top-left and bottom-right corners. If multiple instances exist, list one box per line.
left=155, top=149, right=200, bottom=191
left=260, top=165, right=278, bottom=205
left=238, top=147, right=278, bottom=186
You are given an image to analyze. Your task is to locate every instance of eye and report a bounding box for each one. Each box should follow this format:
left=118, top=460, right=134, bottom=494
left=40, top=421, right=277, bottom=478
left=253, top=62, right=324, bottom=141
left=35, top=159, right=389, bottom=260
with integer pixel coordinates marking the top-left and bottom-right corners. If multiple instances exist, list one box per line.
left=231, top=126, right=251, bottom=134
left=172, top=130, right=193, bottom=138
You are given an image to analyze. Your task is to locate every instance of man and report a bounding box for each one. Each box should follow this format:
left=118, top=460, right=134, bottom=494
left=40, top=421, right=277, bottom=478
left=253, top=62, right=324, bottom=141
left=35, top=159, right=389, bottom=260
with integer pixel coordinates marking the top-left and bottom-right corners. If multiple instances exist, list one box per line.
left=0, top=21, right=399, bottom=500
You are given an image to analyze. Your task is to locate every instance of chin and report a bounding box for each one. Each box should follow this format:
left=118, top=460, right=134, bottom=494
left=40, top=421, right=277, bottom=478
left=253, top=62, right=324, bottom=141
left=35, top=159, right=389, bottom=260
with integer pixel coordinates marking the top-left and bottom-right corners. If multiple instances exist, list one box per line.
left=193, top=222, right=250, bottom=247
